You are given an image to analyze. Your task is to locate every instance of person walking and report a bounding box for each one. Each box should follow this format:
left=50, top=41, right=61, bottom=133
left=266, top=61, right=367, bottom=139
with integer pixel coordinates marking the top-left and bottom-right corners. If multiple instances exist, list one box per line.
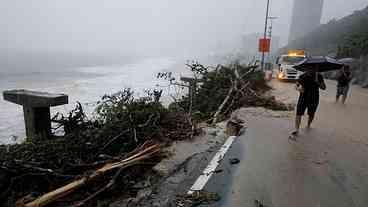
left=291, top=70, right=326, bottom=138
left=336, top=65, right=352, bottom=104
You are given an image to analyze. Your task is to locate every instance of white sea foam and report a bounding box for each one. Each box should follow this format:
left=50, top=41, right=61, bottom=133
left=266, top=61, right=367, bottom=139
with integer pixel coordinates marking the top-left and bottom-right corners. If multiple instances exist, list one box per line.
left=0, top=57, right=182, bottom=144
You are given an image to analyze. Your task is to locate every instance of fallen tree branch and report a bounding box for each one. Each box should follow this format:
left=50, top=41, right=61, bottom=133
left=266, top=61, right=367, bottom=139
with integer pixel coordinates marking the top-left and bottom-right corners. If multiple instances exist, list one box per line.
left=223, top=98, right=236, bottom=117
left=20, top=142, right=161, bottom=207
left=101, top=129, right=130, bottom=151
left=72, top=165, right=125, bottom=207
left=240, top=66, right=257, bottom=79
left=133, top=128, right=138, bottom=143
left=211, top=64, right=256, bottom=124
left=138, top=113, right=156, bottom=128
left=212, top=85, right=235, bottom=124
left=1, top=161, right=75, bottom=181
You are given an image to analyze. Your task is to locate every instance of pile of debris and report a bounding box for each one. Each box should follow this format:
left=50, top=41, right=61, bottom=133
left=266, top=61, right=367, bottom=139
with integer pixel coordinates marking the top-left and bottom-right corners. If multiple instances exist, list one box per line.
left=175, top=191, right=221, bottom=207
left=170, top=61, right=291, bottom=123
left=0, top=61, right=290, bottom=206
left=0, top=89, right=193, bottom=206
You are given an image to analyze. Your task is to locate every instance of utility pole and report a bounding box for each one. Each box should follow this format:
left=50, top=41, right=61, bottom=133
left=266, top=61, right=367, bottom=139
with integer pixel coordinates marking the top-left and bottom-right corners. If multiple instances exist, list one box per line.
left=261, top=0, right=270, bottom=71
left=267, top=16, right=278, bottom=63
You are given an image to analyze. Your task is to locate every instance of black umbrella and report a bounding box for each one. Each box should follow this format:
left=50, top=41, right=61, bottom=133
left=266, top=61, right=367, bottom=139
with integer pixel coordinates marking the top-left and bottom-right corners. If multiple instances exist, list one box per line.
left=293, top=56, right=343, bottom=72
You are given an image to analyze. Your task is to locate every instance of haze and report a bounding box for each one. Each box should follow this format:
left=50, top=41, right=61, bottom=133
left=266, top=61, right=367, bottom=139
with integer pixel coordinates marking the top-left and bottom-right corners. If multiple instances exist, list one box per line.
left=0, top=0, right=367, bottom=66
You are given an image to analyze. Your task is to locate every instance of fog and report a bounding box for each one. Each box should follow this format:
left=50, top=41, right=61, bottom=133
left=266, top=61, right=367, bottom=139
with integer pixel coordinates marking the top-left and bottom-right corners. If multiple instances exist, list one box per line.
left=0, top=0, right=367, bottom=67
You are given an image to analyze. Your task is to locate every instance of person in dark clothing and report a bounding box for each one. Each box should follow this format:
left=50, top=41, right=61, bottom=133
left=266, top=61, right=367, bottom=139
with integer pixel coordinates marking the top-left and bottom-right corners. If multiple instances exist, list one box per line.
left=291, top=70, right=326, bottom=137
left=336, top=65, right=352, bottom=104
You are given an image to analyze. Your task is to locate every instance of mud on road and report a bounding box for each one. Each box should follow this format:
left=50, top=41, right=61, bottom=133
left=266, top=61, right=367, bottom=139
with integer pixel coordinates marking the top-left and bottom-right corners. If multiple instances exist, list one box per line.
left=202, top=80, right=368, bottom=207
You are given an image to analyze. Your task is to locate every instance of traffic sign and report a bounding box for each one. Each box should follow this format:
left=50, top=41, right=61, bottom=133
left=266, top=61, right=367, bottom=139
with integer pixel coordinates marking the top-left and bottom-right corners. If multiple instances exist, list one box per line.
left=259, top=38, right=271, bottom=52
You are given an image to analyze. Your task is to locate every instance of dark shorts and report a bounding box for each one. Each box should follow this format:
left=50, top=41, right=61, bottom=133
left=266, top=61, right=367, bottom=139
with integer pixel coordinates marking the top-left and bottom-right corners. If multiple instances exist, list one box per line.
left=296, top=95, right=319, bottom=116
left=337, top=85, right=349, bottom=96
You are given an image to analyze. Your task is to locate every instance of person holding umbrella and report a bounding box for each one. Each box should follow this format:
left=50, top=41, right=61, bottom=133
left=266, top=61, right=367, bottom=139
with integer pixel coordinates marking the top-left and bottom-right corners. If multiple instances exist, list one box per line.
left=290, top=56, right=342, bottom=138
left=291, top=70, right=326, bottom=137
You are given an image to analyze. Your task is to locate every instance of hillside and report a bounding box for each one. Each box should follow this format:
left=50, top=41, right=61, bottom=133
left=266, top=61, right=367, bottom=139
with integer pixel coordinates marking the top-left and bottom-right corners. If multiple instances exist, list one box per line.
left=283, top=5, right=368, bottom=88
left=285, top=5, right=368, bottom=57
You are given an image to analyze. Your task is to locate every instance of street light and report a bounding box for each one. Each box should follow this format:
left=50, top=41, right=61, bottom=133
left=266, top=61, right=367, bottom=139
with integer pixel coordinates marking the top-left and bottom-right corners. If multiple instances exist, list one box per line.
left=268, top=16, right=278, bottom=38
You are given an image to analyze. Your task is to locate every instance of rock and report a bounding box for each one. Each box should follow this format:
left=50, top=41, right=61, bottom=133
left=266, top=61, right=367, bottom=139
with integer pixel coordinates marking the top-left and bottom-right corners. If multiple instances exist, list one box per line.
left=111, top=188, right=152, bottom=207
left=206, top=128, right=219, bottom=136
left=175, top=191, right=220, bottom=206
left=226, top=120, right=244, bottom=136
left=133, top=179, right=151, bottom=189
left=152, top=202, right=161, bottom=207
left=109, top=198, right=135, bottom=207
left=229, top=158, right=240, bottom=165
left=135, top=188, right=153, bottom=202
left=152, top=198, right=169, bottom=207
left=254, top=199, right=268, bottom=207
left=214, top=169, right=224, bottom=174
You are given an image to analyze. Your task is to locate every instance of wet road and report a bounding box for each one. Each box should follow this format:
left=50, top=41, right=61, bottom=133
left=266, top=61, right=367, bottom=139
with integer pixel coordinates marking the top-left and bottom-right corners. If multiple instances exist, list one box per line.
left=204, top=80, right=368, bottom=207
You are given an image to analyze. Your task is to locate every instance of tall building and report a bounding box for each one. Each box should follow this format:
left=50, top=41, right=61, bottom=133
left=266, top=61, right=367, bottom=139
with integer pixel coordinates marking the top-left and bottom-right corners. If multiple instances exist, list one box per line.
left=289, top=0, right=324, bottom=43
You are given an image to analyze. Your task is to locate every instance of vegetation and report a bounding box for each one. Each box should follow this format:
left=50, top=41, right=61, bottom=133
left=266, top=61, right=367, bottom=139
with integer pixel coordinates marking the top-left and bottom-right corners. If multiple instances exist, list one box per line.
left=0, top=61, right=290, bottom=206
left=285, top=5, right=368, bottom=87
left=0, top=90, right=192, bottom=206
left=286, top=5, right=368, bottom=57
left=337, top=34, right=368, bottom=58
left=170, top=62, right=289, bottom=122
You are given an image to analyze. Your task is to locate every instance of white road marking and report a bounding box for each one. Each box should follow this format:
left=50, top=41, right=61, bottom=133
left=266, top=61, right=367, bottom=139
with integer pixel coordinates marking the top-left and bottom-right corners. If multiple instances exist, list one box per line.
left=187, top=135, right=237, bottom=194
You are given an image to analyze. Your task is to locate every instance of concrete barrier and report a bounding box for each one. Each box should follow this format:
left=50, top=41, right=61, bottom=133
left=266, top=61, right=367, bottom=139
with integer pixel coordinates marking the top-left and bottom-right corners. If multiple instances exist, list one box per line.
left=3, top=89, right=68, bottom=141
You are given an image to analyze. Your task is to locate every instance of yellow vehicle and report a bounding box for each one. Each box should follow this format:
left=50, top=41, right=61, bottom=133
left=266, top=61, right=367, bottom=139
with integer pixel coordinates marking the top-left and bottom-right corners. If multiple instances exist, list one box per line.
left=276, top=50, right=306, bottom=80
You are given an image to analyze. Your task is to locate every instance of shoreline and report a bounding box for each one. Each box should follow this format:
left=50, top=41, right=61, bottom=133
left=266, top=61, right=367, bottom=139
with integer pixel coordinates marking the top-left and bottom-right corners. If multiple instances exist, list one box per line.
left=0, top=61, right=292, bottom=206
left=0, top=57, right=180, bottom=144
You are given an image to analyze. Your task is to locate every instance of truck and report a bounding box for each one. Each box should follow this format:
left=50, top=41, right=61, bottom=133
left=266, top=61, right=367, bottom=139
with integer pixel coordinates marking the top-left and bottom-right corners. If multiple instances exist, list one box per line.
left=276, top=50, right=306, bottom=81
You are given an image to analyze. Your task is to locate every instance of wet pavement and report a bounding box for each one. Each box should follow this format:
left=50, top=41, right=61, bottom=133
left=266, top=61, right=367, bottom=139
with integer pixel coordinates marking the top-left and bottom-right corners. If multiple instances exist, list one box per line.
left=203, top=80, right=368, bottom=207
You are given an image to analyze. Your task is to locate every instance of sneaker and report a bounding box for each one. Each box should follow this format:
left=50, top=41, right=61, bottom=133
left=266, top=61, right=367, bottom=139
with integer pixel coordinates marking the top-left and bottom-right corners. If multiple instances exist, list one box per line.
left=291, top=131, right=299, bottom=136
left=289, top=131, right=298, bottom=141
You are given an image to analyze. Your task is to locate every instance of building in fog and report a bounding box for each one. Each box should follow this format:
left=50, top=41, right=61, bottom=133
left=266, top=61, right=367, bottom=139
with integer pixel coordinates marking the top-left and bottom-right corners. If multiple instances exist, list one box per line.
left=289, top=0, right=324, bottom=43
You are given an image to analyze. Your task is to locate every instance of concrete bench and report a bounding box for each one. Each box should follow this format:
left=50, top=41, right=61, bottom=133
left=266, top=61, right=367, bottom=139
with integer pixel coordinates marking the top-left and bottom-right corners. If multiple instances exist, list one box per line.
left=3, top=89, right=68, bottom=140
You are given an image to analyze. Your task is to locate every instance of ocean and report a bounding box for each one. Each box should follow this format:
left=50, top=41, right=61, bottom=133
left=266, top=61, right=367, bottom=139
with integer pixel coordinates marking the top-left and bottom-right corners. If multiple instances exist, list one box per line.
left=0, top=57, right=186, bottom=144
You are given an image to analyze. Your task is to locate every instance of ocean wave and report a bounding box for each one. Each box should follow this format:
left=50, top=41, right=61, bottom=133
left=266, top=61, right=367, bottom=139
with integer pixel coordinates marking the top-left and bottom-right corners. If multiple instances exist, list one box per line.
left=0, top=57, right=178, bottom=144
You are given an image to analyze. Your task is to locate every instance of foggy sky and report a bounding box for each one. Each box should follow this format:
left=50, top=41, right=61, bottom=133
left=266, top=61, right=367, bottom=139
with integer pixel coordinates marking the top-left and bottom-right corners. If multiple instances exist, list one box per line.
left=0, top=0, right=367, bottom=57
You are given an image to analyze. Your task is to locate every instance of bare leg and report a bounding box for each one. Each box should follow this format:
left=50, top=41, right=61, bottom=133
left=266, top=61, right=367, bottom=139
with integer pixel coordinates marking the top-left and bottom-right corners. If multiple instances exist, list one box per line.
left=307, top=113, right=315, bottom=129
left=292, top=115, right=302, bottom=136
left=342, top=95, right=347, bottom=104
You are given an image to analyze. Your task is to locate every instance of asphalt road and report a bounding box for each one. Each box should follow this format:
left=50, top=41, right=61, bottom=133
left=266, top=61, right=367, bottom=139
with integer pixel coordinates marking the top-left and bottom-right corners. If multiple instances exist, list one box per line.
left=203, top=80, right=368, bottom=207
